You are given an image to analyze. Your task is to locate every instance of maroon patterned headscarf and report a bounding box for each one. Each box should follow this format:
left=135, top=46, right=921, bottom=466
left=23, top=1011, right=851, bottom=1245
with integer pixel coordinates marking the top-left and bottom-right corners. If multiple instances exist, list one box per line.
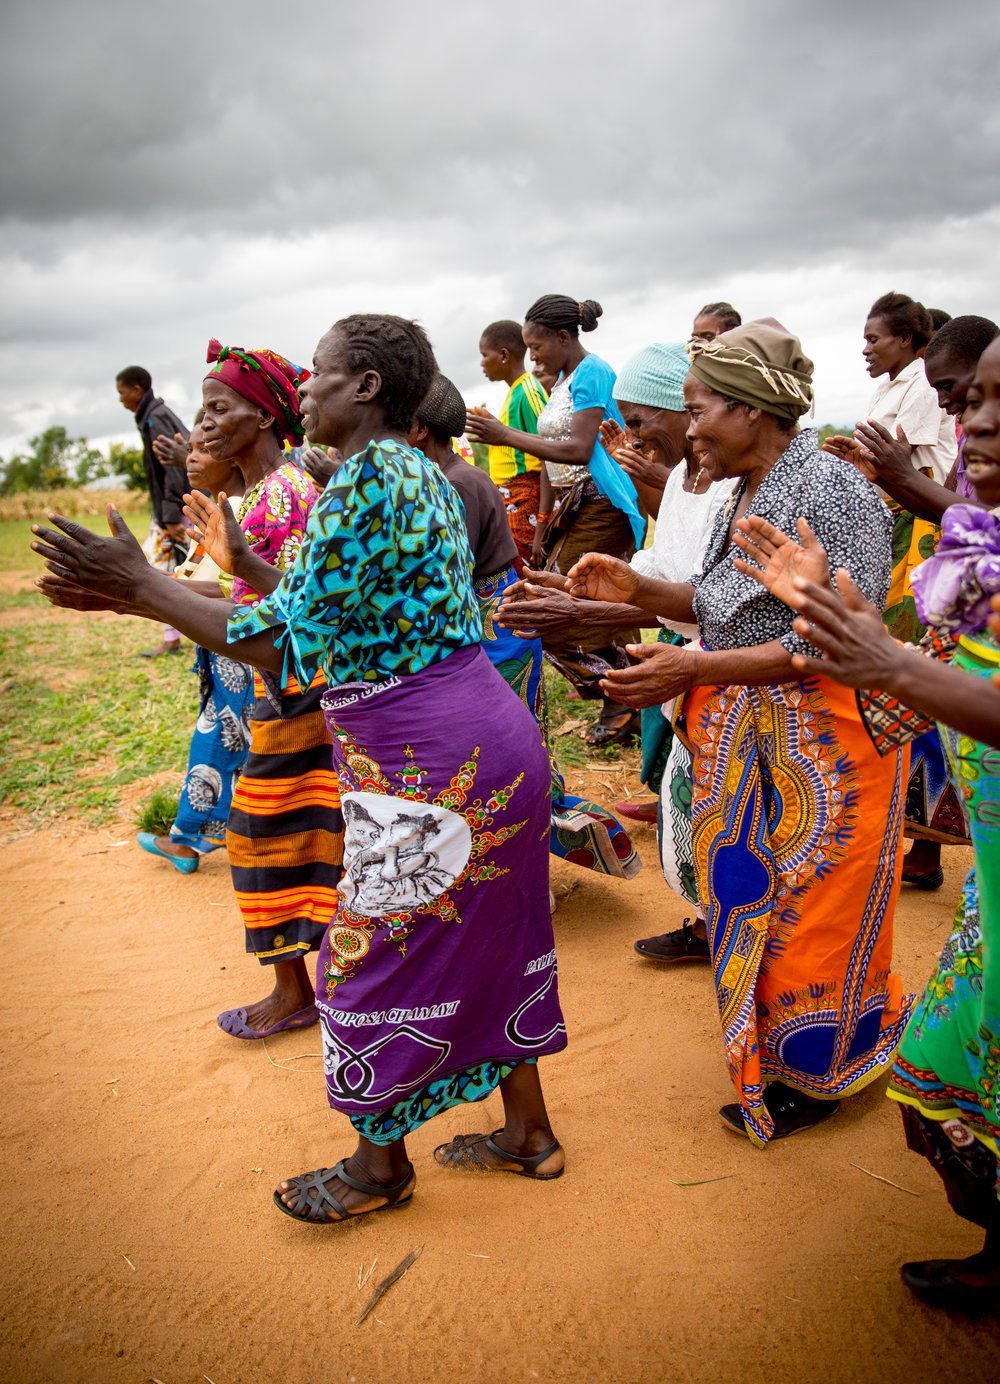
left=204, top=339, right=309, bottom=444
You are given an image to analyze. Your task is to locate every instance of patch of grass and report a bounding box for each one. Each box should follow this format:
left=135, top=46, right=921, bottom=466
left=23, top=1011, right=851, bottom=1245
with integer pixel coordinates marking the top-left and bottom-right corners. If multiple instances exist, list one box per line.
left=0, top=502, right=148, bottom=575
left=136, top=785, right=181, bottom=835
left=0, top=585, right=196, bottom=824
left=544, top=666, right=631, bottom=773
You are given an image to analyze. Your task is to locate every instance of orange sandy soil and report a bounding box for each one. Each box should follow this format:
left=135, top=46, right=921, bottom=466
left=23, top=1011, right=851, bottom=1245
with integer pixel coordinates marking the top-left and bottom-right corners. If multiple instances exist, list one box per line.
left=2, top=804, right=998, bottom=1382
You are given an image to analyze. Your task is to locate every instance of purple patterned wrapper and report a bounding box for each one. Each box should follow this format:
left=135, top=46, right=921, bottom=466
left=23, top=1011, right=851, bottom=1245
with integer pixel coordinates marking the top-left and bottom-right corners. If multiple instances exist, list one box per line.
left=314, top=645, right=566, bottom=1126
left=911, top=504, right=1000, bottom=636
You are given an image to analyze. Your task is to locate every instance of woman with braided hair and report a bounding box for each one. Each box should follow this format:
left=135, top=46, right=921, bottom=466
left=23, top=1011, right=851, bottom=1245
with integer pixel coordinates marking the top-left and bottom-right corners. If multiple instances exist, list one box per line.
left=466, top=293, right=646, bottom=746
left=34, top=313, right=567, bottom=1226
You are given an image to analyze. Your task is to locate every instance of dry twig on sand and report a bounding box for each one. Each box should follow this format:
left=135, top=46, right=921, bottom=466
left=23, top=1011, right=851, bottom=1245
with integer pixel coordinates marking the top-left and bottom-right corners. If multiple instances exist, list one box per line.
left=849, top=1163, right=920, bottom=1196
left=356, top=1246, right=423, bottom=1326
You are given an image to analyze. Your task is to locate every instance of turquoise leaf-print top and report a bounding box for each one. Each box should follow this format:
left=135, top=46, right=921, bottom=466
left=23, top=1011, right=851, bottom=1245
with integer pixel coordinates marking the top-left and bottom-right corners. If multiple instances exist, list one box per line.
left=228, top=439, right=482, bottom=687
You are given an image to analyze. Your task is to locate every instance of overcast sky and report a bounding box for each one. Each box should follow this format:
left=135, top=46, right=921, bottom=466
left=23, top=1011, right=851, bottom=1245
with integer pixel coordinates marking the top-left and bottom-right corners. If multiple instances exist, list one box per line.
left=2, top=0, right=998, bottom=457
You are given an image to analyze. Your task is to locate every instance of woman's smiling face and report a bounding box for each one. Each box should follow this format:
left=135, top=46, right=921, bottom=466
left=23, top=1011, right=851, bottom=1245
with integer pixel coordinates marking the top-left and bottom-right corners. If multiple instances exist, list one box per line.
left=962, top=337, right=1000, bottom=508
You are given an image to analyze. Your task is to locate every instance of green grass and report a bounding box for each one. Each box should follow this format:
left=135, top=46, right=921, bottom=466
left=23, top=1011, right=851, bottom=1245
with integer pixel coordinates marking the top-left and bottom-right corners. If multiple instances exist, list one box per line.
left=136, top=785, right=181, bottom=835
left=0, top=587, right=197, bottom=824
left=0, top=502, right=149, bottom=576
left=0, top=501, right=634, bottom=827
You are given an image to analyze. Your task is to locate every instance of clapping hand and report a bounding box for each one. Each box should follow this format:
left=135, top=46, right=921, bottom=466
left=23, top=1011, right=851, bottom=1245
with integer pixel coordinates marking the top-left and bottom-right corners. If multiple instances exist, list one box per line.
left=183, top=490, right=250, bottom=576
left=152, top=432, right=189, bottom=469
left=464, top=406, right=505, bottom=446
left=565, top=552, right=639, bottom=605
left=786, top=570, right=900, bottom=688
left=599, top=419, right=626, bottom=458
left=31, top=506, right=149, bottom=602
left=599, top=641, right=698, bottom=709
left=853, top=421, right=914, bottom=484
left=302, top=446, right=342, bottom=489
left=732, top=516, right=831, bottom=608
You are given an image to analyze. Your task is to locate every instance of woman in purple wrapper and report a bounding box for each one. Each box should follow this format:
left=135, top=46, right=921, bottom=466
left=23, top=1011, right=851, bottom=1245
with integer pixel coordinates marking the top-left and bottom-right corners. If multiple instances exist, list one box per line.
left=32, top=314, right=568, bottom=1226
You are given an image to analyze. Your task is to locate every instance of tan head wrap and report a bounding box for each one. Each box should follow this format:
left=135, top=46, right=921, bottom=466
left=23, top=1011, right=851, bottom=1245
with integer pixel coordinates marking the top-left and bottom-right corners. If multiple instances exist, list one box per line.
left=687, top=317, right=814, bottom=422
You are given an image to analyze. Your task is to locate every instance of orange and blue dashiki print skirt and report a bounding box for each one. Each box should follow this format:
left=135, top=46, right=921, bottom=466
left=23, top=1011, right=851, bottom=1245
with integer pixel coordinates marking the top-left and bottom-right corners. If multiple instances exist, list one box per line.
left=682, top=674, right=913, bottom=1144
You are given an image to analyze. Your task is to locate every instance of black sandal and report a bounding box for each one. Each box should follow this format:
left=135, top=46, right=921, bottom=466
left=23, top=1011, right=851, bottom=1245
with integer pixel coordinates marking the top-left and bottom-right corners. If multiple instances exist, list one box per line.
left=900, top=1258, right=1000, bottom=1308
left=901, top=865, right=945, bottom=891
left=587, top=711, right=640, bottom=748
left=433, top=1130, right=564, bottom=1180
left=272, top=1158, right=414, bottom=1224
left=634, top=919, right=710, bottom=964
left=719, top=1083, right=840, bottom=1140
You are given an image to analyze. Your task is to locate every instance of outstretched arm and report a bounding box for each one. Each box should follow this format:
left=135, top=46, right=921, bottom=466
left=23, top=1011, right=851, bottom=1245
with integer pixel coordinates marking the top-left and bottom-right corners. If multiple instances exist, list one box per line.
left=789, top=572, right=1000, bottom=749
left=32, top=508, right=282, bottom=672
left=853, top=421, right=982, bottom=523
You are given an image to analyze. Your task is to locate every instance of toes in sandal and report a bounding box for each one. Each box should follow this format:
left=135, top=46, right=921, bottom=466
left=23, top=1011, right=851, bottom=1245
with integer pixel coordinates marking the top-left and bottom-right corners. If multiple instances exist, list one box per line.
left=634, top=920, right=710, bottom=963
left=433, top=1130, right=564, bottom=1180
left=273, top=1158, right=415, bottom=1224
left=217, top=1004, right=319, bottom=1040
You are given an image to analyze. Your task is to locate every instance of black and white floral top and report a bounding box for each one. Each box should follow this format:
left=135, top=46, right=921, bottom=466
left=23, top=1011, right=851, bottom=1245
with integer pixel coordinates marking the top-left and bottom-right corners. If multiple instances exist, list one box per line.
left=692, top=428, right=892, bottom=655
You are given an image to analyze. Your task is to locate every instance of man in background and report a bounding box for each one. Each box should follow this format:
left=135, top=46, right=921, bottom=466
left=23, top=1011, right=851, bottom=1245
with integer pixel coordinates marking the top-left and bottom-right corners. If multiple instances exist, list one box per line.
left=115, top=365, right=189, bottom=657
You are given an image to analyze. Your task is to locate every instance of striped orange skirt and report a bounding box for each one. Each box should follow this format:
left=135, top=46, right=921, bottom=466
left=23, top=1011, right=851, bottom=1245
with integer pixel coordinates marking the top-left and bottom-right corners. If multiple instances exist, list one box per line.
left=226, top=673, right=343, bottom=964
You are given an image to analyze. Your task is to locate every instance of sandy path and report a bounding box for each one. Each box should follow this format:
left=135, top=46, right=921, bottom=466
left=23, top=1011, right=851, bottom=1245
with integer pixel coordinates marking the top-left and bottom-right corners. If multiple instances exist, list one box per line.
left=1, top=816, right=997, bottom=1383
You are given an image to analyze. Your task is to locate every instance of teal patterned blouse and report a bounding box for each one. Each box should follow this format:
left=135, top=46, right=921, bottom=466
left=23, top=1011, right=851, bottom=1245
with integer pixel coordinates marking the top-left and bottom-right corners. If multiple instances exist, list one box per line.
left=228, top=439, right=482, bottom=687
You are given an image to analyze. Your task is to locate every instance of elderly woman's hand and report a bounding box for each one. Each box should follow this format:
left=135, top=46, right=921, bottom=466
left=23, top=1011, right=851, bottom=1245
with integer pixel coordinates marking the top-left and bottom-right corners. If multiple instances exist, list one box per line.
left=616, top=445, right=670, bottom=494
left=599, top=419, right=626, bottom=458
left=496, top=584, right=585, bottom=640
left=31, top=507, right=149, bottom=602
left=732, top=516, right=831, bottom=608
left=566, top=552, right=639, bottom=605
left=787, top=570, right=901, bottom=688
left=599, top=641, right=698, bottom=709
left=465, top=407, right=507, bottom=446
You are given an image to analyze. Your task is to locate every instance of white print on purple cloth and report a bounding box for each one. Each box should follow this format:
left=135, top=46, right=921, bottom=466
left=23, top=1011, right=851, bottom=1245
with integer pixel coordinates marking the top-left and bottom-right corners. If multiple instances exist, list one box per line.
left=321, top=676, right=401, bottom=713
left=505, top=968, right=566, bottom=1049
left=321, top=1023, right=453, bottom=1104
left=339, top=791, right=472, bottom=917
left=320, top=1000, right=460, bottom=1029
left=524, top=949, right=556, bottom=976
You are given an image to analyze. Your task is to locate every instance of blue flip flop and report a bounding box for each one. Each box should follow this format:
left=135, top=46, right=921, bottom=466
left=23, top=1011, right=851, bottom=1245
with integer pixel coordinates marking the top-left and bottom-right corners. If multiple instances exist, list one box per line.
left=136, top=832, right=199, bottom=874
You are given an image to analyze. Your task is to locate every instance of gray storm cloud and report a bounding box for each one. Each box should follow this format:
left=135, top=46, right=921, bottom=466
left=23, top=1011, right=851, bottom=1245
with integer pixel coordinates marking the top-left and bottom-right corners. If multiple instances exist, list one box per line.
left=1, top=0, right=998, bottom=450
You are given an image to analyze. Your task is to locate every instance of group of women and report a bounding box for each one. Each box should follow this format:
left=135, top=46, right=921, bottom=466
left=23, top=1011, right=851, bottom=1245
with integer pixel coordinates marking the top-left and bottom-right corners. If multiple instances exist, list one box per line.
left=29, top=290, right=999, bottom=1310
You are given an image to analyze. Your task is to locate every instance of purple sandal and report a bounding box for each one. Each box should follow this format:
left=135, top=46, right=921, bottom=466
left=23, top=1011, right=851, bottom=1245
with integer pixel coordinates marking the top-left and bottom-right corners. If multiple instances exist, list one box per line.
left=217, top=1004, right=319, bottom=1040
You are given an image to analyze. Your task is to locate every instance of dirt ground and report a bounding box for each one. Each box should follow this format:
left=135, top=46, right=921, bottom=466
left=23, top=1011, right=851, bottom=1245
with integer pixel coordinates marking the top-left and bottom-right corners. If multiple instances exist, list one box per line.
left=1, top=803, right=998, bottom=1383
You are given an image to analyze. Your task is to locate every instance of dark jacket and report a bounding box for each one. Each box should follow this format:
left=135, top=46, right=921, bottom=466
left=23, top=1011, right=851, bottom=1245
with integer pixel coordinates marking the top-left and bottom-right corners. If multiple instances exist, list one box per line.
left=135, top=389, right=189, bottom=526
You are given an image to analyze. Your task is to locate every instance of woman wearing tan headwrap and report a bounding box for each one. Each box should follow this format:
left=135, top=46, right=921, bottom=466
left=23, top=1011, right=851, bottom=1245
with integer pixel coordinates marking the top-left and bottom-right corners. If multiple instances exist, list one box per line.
left=566, top=319, right=913, bottom=1145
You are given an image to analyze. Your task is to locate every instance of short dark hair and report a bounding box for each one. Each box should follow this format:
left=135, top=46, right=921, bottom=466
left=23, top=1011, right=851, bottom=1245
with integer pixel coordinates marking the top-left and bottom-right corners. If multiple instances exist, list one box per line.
left=927, top=308, right=951, bottom=334
left=116, top=365, right=151, bottom=391
left=524, top=294, right=603, bottom=335
left=416, top=374, right=467, bottom=442
left=333, top=314, right=437, bottom=432
left=867, top=292, right=933, bottom=352
left=697, top=302, right=741, bottom=331
left=924, top=313, right=999, bottom=367
left=481, top=319, right=526, bottom=355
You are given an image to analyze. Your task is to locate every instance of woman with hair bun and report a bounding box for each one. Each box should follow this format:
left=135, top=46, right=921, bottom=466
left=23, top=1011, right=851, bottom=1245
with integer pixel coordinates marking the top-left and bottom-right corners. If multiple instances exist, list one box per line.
left=825, top=292, right=963, bottom=889
left=466, top=293, right=646, bottom=746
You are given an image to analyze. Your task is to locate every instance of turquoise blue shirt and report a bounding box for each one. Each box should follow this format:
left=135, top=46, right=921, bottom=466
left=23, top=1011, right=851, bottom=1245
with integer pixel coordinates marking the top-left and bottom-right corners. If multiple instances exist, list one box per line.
left=228, top=439, right=482, bottom=687
left=568, top=353, right=646, bottom=548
